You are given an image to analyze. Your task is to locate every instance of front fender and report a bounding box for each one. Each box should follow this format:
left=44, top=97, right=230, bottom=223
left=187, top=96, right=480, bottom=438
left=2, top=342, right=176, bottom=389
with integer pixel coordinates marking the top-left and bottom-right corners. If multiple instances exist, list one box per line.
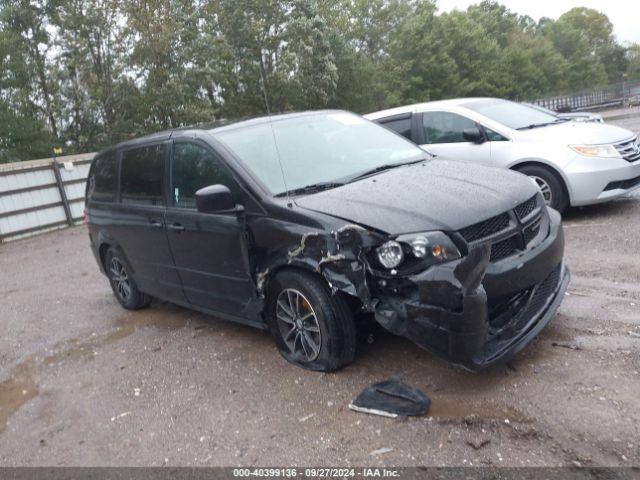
left=249, top=217, right=385, bottom=309
left=508, top=158, right=574, bottom=203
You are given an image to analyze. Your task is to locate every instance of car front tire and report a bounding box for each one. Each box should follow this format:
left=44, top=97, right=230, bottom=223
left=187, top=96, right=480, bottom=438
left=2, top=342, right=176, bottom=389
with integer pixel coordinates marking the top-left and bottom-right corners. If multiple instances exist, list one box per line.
left=267, top=269, right=357, bottom=372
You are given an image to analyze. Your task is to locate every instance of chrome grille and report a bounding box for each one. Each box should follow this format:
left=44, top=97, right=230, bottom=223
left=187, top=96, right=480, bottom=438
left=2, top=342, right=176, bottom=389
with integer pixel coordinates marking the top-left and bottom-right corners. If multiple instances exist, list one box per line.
left=615, top=137, right=640, bottom=163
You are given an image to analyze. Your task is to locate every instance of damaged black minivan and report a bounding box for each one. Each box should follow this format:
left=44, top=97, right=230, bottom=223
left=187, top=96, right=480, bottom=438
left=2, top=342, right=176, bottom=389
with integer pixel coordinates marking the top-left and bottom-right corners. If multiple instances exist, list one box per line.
left=86, top=110, right=569, bottom=372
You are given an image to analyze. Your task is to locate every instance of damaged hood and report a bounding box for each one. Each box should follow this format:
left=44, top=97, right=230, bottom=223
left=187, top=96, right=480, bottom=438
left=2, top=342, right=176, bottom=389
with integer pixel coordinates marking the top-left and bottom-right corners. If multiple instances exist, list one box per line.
left=295, top=160, right=537, bottom=235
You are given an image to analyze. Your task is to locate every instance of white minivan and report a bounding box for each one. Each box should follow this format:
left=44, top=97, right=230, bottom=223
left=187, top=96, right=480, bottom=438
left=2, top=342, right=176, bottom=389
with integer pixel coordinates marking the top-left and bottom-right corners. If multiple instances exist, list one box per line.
left=365, top=98, right=640, bottom=212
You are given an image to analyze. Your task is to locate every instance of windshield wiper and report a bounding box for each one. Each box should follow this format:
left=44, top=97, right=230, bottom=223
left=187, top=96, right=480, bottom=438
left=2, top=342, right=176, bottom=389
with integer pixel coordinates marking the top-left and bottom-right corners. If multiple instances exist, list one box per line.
left=274, top=157, right=429, bottom=197
left=346, top=157, right=427, bottom=183
left=275, top=181, right=345, bottom=198
left=517, top=118, right=569, bottom=130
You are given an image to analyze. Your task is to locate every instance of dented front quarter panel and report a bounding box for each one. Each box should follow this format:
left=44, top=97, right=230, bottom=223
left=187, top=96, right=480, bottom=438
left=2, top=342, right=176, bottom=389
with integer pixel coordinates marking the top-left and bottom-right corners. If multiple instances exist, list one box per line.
left=248, top=202, right=493, bottom=363
left=247, top=205, right=385, bottom=308
left=248, top=203, right=496, bottom=361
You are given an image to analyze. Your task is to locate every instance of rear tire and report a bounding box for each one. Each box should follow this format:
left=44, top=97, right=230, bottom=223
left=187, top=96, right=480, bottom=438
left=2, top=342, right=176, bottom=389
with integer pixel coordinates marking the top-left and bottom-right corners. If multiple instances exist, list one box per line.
left=105, top=248, right=151, bottom=310
left=516, top=165, right=569, bottom=213
left=267, top=270, right=357, bottom=372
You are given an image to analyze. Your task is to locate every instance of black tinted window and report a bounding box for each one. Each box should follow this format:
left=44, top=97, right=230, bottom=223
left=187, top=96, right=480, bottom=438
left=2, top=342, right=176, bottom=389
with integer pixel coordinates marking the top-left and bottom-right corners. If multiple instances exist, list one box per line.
left=172, top=143, right=236, bottom=209
left=120, top=144, right=165, bottom=206
left=422, top=112, right=476, bottom=144
left=379, top=116, right=412, bottom=140
left=88, top=152, right=117, bottom=201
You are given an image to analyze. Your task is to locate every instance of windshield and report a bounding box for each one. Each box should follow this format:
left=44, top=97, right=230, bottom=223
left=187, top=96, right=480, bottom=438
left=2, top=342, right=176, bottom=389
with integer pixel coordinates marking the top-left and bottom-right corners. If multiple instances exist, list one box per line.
left=463, top=99, right=560, bottom=130
left=522, top=102, right=558, bottom=117
left=211, top=112, right=425, bottom=196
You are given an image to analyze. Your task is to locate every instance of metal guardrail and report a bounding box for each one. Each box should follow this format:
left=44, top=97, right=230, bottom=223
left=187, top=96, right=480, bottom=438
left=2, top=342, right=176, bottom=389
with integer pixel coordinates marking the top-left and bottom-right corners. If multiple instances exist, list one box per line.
left=0, top=153, right=95, bottom=242
left=533, top=81, right=640, bottom=112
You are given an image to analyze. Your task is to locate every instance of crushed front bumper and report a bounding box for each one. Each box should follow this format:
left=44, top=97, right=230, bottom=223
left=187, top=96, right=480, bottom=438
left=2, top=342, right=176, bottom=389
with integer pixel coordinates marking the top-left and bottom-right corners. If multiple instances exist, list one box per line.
left=372, top=209, right=569, bottom=371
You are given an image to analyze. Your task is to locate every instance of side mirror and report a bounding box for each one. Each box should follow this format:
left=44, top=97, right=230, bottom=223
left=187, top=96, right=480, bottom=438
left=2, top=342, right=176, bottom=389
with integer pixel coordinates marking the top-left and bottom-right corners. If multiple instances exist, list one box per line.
left=463, top=127, right=485, bottom=144
left=195, top=184, right=236, bottom=214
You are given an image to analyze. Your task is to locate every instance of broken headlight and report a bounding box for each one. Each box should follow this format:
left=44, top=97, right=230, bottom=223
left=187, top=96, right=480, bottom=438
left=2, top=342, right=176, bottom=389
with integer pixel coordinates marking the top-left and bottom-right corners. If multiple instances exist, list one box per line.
left=377, top=240, right=404, bottom=269
left=373, top=231, right=461, bottom=274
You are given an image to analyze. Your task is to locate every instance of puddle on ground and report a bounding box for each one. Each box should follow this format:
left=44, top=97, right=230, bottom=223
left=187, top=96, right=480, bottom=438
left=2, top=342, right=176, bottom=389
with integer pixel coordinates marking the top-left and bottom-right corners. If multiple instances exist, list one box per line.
left=0, top=359, right=38, bottom=433
left=108, top=304, right=191, bottom=342
left=43, top=342, right=97, bottom=367
left=44, top=304, right=191, bottom=367
left=0, top=303, right=191, bottom=433
left=428, top=396, right=534, bottom=424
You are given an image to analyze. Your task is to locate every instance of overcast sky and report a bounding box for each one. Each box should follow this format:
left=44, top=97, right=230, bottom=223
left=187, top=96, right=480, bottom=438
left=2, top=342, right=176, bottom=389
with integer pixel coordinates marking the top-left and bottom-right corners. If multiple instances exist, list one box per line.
left=437, top=0, right=640, bottom=45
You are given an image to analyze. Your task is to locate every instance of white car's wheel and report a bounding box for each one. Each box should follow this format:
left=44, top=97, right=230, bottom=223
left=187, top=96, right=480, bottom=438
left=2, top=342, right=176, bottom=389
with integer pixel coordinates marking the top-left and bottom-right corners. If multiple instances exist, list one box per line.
left=517, top=165, right=568, bottom=213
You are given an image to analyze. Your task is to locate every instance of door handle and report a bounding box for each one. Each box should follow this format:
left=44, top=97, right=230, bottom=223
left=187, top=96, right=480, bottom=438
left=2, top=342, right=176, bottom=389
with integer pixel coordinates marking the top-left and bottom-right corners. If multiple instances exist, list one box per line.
left=169, top=223, right=185, bottom=232
left=149, top=219, right=163, bottom=229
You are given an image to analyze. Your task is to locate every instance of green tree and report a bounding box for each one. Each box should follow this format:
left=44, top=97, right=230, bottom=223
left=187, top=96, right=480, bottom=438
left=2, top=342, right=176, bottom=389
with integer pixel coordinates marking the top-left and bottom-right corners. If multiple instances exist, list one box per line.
left=1, top=0, right=62, bottom=139
left=0, top=1, right=57, bottom=161
left=626, top=44, right=640, bottom=81
left=554, top=7, right=626, bottom=83
left=540, top=16, right=608, bottom=90
left=0, top=101, right=54, bottom=162
left=280, top=0, right=338, bottom=109
left=385, top=1, right=459, bottom=103
left=466, top=0, right=520, bottom=48
left=125, top=0, right=210, bottom=130
left=50, top=0, right=136, bottom=148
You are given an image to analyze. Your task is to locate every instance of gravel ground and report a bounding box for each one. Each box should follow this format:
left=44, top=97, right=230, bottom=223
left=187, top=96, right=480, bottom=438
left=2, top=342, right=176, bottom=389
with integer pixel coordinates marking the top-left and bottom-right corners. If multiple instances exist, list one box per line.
left=0, top=119, right=639, bottom=467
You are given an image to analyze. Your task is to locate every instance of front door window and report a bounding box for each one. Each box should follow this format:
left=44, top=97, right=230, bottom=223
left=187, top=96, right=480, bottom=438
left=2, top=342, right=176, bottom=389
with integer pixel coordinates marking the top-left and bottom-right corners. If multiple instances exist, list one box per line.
left=172, top=143, right=237, bottom=209
left=422, top=111, right=477, bottom=144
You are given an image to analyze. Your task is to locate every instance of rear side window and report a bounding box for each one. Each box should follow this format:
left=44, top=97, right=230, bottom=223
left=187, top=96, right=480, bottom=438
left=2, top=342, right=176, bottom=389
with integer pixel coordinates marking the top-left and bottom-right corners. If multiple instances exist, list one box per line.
left=172, top=143, right=237, bottom=209
left=120, top=144, right=165, bottom=206
left=87, top=152, right=117, bottom=202
left=378, top=116, right=413, bottom=140
left=422, top=112, right=476, bottom=144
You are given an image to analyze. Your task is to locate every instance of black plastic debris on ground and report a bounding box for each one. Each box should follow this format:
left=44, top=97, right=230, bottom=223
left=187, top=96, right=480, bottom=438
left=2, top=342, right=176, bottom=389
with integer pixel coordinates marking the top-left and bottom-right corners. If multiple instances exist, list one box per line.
left=348, top=378, right=430, bottom=418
